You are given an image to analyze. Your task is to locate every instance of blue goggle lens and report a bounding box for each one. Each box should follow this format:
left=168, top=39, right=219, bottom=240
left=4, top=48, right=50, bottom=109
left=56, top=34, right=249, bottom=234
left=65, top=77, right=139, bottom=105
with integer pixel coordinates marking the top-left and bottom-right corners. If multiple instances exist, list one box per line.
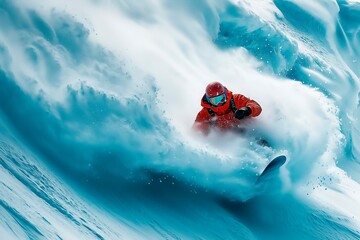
left=208, top=93, right=226, bottom=106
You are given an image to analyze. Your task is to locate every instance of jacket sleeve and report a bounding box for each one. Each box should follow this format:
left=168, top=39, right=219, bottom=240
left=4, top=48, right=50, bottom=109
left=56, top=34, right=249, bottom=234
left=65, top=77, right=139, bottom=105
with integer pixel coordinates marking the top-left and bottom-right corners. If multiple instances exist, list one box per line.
left=234, top=94, right=262, bottom=117
left=193, top=108, right=212, bottom=134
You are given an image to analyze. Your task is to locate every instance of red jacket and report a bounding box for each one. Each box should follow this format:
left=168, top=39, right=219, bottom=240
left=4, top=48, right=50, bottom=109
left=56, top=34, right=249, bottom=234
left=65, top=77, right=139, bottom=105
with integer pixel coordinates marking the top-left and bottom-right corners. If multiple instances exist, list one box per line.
left=194, top=88, right=262, bottom=134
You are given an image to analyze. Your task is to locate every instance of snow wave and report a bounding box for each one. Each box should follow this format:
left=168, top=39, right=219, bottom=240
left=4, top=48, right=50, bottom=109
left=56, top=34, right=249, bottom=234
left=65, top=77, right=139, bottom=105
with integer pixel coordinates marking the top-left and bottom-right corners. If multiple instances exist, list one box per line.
left=1, top=0, right=360, bottom=239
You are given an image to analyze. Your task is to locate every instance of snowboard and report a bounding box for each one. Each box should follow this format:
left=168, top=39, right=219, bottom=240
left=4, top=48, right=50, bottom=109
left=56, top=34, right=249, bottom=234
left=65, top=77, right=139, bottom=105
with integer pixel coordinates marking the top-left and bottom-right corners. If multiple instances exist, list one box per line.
left=256, top=155, right=286, bottom=185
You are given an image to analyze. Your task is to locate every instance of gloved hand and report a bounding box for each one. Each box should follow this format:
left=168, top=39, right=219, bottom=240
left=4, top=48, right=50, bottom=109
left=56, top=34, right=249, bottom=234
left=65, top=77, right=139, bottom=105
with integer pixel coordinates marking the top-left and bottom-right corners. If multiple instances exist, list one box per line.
left=234, top=107, right=252, bottom=120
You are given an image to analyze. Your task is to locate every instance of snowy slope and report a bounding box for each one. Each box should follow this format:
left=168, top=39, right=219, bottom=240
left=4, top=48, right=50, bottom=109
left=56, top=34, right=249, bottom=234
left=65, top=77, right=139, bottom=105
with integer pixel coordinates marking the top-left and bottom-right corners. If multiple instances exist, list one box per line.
left=0, top=0, right=360, bottom=239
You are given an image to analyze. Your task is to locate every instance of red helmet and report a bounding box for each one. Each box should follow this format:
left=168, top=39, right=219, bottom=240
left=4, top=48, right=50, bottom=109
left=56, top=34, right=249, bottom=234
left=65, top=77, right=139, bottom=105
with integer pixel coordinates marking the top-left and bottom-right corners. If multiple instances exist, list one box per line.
left=206, top=82, right=225, bottom=98
left=205, top=82, right=227, bottom=106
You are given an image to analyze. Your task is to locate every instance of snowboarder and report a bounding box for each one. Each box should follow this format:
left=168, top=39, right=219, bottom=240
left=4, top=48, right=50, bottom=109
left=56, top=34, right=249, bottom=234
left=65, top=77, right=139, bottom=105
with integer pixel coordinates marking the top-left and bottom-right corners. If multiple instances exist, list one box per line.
left=193, top=81, right=262, bottom=135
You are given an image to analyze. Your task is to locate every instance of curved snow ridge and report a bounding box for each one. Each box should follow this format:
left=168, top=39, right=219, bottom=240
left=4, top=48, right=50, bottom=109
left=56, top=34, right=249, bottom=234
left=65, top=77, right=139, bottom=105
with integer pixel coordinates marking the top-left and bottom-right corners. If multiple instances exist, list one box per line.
left=0, top=133, right=146, bottom=240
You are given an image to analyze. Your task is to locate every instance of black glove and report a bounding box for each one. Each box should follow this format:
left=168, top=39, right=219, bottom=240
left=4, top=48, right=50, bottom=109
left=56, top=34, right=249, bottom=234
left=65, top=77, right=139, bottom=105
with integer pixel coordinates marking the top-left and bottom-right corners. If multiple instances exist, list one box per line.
left=234, top=107, right=252, bottom=120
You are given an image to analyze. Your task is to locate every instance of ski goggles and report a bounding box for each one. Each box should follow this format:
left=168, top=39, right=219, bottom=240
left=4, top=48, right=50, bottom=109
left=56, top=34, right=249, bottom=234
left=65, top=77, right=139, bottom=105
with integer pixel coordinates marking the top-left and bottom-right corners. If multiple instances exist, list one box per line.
left=207, top=92, right=226, bottom=106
